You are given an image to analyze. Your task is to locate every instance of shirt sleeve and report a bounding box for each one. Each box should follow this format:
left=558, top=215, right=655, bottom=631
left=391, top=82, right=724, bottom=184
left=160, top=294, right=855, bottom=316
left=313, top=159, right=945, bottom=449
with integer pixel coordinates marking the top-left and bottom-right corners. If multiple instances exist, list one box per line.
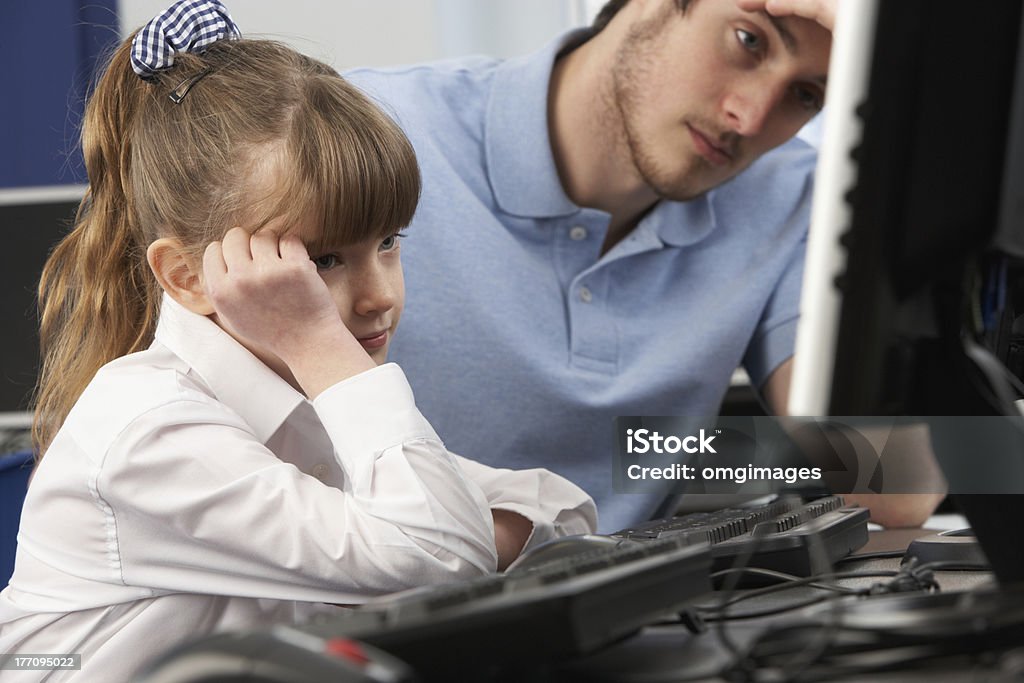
left=450, top=454, right=598, bottom=551
left=743, top=210, right=809, bottom=388
left=95, top=364, right=498, bottom=604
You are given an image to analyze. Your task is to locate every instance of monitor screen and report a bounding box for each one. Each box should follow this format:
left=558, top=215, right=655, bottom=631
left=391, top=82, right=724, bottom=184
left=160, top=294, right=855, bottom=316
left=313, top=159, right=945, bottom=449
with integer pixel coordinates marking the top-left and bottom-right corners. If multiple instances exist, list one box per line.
left=0, top=187, right=83, bottom=428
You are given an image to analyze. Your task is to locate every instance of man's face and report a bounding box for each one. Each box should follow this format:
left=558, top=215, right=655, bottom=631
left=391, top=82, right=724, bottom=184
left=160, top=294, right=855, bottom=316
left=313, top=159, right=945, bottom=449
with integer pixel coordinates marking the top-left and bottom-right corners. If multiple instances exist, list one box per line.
left=611, top=0, right=831, bottom=201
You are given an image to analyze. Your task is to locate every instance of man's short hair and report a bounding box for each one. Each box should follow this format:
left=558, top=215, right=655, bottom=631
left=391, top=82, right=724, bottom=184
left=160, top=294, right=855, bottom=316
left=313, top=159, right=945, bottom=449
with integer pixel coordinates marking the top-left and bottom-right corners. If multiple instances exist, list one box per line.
left=591, top=0, right=695, bottom=33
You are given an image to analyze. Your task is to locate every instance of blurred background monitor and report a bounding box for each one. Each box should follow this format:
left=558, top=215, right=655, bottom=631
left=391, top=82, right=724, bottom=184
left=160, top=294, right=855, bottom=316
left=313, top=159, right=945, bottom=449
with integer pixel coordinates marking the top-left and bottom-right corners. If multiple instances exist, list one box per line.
left=0, top=187, right=84, bottom=430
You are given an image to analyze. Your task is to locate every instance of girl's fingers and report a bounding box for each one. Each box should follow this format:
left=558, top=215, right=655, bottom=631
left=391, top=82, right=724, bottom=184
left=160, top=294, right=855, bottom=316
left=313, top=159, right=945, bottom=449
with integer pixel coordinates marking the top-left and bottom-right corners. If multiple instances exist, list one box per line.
left=220, top=226, right=253, bottom=270
left=249, top=230, right=281, bottom=262
left=202, top=240, right=227, bottom=279
left=278, top=233, right=311, bottom=263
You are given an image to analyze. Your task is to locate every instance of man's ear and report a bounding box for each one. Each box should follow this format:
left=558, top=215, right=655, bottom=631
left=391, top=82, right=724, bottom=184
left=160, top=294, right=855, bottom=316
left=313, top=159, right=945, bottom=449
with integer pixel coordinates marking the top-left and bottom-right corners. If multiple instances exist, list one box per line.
left=147, top=238, right=214, bottom=315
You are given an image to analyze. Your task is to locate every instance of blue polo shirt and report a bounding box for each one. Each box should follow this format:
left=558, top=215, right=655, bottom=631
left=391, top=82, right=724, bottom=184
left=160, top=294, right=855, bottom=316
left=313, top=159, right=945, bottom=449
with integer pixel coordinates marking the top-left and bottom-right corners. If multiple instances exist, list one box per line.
left=346, top=31, right=817, bottom=533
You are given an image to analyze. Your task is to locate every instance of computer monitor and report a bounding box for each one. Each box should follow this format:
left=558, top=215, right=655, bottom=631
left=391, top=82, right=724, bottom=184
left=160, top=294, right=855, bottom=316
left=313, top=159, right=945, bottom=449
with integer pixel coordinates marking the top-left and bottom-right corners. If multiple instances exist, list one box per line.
left=0, top=187, right=84, bottom=431
left=788, top=0, right=1024, bottom=583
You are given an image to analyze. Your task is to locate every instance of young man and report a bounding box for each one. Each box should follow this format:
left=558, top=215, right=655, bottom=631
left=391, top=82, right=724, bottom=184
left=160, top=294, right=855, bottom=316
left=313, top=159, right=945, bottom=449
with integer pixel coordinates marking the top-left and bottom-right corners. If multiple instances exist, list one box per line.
left=346, top=0, right=942, bottom=535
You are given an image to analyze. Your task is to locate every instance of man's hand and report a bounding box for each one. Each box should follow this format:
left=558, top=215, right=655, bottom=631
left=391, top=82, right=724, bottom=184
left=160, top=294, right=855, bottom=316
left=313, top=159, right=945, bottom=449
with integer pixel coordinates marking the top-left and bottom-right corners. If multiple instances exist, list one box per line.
left=843, top=493, right=946, bottom=528
left=203, top=227, right=375, bottom=397
left=736, top=0, right=838, bottom=31
left=783, top=419, right=947, bottom=528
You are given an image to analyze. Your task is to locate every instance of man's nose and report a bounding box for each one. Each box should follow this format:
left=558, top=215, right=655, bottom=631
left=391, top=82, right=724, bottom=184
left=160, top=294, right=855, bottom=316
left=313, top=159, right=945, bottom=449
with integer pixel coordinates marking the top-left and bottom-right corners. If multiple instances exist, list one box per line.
left=722, top=82, right=783, bottom=137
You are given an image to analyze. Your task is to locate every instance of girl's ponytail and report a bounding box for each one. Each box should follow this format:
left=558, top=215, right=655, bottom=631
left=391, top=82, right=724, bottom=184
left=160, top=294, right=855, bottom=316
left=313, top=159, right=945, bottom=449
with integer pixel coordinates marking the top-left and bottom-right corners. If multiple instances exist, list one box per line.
left=33, top=40, right=160, bottom=456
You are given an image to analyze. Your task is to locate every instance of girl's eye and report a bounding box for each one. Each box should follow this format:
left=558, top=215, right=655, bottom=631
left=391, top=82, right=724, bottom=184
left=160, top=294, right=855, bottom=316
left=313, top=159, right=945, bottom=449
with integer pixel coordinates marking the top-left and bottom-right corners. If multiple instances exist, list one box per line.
left=380, top=232, right=405, bottom=252
left=736, top=28, right=762, bottom=52
left=312, top=253, right=339, bottom=270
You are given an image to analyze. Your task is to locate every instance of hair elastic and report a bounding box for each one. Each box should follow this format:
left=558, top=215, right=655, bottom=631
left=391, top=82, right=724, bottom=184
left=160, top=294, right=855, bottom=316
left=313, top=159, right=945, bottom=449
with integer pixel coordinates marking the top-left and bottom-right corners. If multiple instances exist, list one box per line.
left=130, top=0, right=240, bottom=86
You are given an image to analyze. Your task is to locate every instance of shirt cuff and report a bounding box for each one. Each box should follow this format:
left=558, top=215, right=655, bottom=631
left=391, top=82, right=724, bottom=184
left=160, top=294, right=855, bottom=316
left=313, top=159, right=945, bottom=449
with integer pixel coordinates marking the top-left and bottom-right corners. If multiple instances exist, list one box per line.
left=312, top=363, right=440, bottom=469
left=491, top=503, right=548, bottom=551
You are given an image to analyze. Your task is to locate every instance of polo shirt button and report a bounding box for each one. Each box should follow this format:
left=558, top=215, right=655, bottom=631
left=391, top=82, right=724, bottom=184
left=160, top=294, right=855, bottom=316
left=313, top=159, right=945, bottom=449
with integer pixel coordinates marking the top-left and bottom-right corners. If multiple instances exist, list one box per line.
left=569, top=226, right=588, bottom=241
left=312, top=463, right=329, bottom=480
left=579, top=286, right=593, bottom=303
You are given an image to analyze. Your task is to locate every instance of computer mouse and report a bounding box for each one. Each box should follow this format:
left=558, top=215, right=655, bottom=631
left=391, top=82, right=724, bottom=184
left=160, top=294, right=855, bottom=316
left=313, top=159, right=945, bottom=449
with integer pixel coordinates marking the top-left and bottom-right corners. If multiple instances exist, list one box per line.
left=136, top=626, right=417, bottom=683
left=505, top=533, right=638, bottom=572
left=902, top=527, right=990, bottom=570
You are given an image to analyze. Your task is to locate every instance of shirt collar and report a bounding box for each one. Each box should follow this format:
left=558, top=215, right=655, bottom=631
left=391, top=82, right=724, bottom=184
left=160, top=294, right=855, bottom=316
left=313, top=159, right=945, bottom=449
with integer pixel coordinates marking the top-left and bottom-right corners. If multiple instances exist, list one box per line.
left=153, top=294, right=306, bottom=444
left=485, top=29, right=591, bottom=219
left=647, top=190, right=718, bottom=248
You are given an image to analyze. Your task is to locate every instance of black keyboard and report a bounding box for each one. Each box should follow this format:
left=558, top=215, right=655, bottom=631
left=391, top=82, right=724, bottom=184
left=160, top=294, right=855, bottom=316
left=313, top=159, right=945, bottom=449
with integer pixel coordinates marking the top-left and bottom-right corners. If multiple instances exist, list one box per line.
left=298, top=496, right=868, bottom=679
left=299, top=536, right=712, bottom=679
left=612, top=495, right=870, bottom=577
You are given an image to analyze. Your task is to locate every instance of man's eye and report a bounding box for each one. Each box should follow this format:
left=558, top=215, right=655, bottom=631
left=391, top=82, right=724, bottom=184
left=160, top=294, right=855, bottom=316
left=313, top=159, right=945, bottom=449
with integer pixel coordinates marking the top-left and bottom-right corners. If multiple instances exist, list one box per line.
left=312, top=254, right=339, bottom=270
left=736, top=28, right=761, bottom=51
left=794, top=86, right=823, bottom=112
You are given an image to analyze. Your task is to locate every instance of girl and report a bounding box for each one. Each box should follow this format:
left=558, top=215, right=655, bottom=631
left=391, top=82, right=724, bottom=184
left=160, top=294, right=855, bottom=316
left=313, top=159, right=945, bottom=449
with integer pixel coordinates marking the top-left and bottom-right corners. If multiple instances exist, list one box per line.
left=0, top=2, right=595, bottom=680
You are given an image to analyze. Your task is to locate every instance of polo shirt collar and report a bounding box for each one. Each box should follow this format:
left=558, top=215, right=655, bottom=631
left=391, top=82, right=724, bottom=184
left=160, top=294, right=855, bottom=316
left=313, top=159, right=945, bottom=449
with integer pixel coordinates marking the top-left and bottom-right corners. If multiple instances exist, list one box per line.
left=646, top=190, right=718, bottom=248
left=153, top=294, right=306, bottom=444
left=486, top=29, right=590, bottom=219
left=485, top=29, right=717, bottom=249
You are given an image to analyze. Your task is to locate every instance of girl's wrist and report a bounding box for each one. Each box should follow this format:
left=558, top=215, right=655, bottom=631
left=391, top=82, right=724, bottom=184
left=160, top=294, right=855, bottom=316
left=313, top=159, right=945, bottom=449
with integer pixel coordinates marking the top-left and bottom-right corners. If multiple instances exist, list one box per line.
left=279, top=324, right=377, bottom=398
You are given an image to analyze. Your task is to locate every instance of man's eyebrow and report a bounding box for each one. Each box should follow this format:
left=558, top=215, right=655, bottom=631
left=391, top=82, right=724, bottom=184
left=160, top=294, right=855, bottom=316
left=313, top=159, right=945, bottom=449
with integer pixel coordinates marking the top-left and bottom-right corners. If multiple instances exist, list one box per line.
left=761, top=10, right=798, bottom=55
left=760, top=10, right=829, bottom=88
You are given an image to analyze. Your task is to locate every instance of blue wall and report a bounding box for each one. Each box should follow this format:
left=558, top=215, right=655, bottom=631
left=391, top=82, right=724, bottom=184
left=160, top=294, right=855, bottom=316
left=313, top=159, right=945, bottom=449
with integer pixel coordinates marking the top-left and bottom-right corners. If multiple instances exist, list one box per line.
left=1, top=1, right=120, bottom=188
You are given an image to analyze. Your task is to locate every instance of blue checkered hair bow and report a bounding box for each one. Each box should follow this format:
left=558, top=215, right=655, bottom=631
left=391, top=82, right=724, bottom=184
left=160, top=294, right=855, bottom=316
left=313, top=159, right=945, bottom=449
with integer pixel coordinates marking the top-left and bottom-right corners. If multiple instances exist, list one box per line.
left=130, top=0, right=241, bottom=79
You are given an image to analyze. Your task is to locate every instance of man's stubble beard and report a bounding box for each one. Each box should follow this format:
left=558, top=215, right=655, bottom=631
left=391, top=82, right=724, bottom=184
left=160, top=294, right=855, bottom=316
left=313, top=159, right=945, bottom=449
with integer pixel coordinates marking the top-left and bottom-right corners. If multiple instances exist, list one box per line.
left=608, top=11, right=725, bottom=203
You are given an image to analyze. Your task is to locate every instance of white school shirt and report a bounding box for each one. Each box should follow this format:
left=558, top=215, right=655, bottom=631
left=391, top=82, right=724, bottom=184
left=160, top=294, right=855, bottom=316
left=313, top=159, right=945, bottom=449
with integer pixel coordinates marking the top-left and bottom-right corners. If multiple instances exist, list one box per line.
left=0, top=296, right=596, bottom=682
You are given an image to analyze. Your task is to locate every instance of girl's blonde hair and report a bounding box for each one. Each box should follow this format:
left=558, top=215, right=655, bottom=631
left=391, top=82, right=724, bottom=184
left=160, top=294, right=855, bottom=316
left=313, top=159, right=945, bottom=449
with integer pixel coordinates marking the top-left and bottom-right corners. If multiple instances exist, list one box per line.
left=33, top=35, right=421, bottom=456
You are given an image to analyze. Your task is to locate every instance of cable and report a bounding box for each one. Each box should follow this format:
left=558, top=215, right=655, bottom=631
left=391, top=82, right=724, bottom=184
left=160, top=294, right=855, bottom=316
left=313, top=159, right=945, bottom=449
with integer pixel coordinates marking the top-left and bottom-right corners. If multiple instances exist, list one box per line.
left=707, top=494, right=876, bottom=682
left=706, top=561, right=942, bottom=683
left=737, top=584, right=1024, bottom=682
left=704, top=569, right=904, bottom=609
left=701, top=492, right=832, bottom=680
left=697, top=570, right=937, bottom=622
left=662, top=537, right=948, bottom=679
left=964, top=337, right=1022, bottom=416
left=704, top=595, right=834, bottom=622
left=965, top=331, right=1024, bottom=406
left=706, top=502, right=776, bottom=676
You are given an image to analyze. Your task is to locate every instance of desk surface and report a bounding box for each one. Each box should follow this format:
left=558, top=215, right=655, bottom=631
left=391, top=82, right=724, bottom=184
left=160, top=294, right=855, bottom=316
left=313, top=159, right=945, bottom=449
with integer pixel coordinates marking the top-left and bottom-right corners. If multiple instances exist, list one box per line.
left=550, top=527, right=1002, bottom=682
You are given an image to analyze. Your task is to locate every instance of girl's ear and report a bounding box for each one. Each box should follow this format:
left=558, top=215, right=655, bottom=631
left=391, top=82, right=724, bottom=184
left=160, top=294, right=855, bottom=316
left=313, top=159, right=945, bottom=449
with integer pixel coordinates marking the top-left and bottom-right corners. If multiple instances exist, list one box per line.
left=147, top=238, right=214, bottom=315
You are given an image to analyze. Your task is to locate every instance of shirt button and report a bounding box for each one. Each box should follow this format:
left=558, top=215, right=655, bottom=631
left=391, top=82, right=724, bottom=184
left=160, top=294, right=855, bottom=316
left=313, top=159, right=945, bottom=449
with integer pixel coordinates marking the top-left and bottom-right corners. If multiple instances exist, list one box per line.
left=579, top=286, right=593, bottom=303
left=312, top=463, right=329, bottom=480
left=569, top=225, right=588, bottom=241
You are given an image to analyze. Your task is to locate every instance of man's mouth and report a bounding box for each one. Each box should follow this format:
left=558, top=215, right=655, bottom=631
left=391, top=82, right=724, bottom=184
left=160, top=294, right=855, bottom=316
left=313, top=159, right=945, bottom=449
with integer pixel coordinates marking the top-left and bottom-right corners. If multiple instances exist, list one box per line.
left=687, top=125, right=733, bottom=166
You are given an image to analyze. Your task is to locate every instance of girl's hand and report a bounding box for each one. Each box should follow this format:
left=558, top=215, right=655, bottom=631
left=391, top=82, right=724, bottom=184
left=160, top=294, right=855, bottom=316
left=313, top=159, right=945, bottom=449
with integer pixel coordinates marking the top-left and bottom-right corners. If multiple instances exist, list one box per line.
left=203, top=227, right=375, bottom=397
left=736, top=0, right=837, bottom=31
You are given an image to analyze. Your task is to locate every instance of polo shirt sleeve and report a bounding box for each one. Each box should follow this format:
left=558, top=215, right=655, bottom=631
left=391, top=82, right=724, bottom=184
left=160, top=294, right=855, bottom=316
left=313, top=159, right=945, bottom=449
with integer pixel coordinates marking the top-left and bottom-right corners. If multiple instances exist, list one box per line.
left=743, top=220, right=808, bottom=390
